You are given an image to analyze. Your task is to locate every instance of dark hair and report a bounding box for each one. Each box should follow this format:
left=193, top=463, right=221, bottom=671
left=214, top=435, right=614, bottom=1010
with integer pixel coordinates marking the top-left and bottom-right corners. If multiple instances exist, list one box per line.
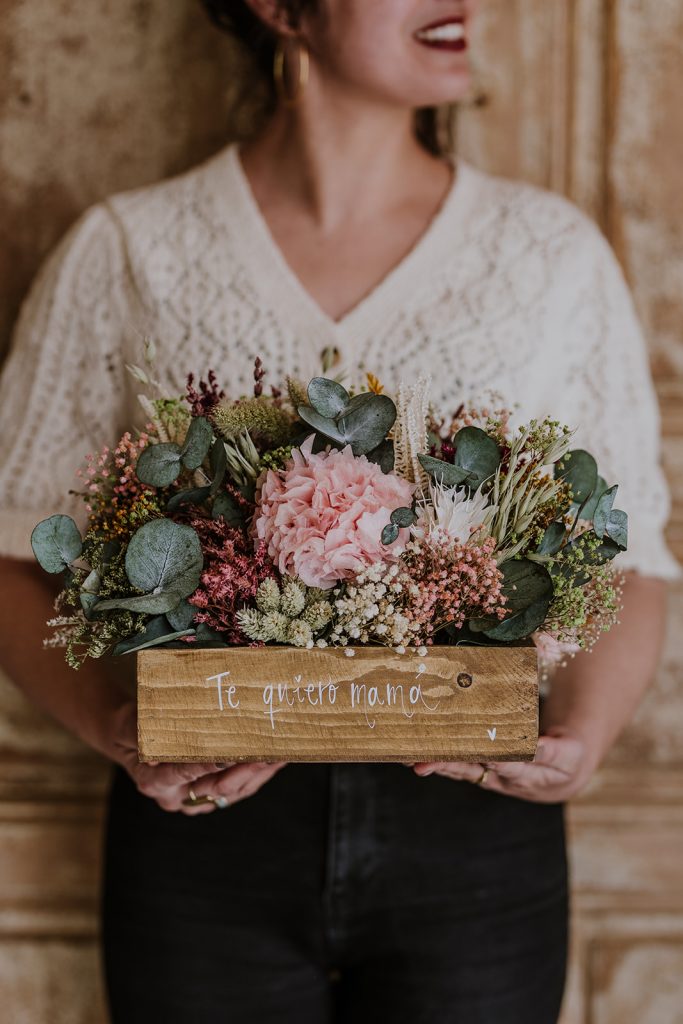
left=199, top=0, right=454, bottom=157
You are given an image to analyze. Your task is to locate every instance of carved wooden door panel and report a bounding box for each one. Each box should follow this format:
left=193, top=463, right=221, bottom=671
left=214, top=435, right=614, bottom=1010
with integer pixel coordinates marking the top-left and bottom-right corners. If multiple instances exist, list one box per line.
left=458, top=3, right=683, bottom=1022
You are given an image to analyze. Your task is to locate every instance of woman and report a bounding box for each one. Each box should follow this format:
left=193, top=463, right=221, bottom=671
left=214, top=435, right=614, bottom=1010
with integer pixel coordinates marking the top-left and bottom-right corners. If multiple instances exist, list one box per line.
left=0, top=1, right=678, bottom=1021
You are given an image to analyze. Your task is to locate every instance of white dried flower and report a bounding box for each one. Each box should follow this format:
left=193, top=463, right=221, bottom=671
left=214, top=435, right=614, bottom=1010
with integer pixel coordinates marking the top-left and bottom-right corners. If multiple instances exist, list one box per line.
left=255, top=578, right=281, bottom=614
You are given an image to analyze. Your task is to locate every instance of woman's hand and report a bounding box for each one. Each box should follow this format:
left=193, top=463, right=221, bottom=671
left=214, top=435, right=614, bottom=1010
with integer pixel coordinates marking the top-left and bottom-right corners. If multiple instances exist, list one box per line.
left=408, top=725, right=595, bottom=804
left=109, top=700, right=287, bottom=816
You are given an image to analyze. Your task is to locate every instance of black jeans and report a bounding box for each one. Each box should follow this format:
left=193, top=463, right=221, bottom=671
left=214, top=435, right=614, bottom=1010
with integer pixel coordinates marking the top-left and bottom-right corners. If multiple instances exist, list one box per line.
left=101, top=760, right=568, bottom=1024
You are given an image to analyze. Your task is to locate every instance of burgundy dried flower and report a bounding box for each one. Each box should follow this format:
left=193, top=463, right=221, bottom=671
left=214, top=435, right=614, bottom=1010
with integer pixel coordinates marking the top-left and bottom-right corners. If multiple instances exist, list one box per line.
left=253, top=356, right=266, bottom=397
left=187, top=516, right=276, bottom=643
left=186, top=370, right=226, bottom=418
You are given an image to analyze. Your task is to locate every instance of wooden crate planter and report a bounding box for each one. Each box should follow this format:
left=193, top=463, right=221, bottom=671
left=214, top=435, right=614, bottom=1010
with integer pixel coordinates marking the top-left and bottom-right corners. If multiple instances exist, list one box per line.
left=137, top=644, right=539, bottom=763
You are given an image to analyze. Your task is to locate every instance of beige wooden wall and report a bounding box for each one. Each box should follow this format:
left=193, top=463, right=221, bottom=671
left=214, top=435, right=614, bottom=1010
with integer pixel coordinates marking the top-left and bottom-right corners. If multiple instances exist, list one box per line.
left=0, top=1, right=681, bottom=1021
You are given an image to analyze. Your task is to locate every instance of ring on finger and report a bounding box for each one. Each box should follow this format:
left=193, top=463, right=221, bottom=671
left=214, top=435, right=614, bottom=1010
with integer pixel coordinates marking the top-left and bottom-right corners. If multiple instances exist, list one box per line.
left=182, top=787, right=214, bottom=807
left=474, top=765, right=490, bottom=787
left=181, top=787, right=230, bottom=809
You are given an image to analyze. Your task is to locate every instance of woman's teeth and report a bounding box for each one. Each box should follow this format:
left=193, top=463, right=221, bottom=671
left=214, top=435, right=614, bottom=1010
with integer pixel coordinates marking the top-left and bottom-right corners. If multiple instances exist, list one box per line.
left=415, top=22, right=465, bottom=43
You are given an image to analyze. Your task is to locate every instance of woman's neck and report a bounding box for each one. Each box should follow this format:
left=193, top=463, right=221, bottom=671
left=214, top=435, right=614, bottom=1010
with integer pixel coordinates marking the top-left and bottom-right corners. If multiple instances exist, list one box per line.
left=239, top=91, right=451, bottom=233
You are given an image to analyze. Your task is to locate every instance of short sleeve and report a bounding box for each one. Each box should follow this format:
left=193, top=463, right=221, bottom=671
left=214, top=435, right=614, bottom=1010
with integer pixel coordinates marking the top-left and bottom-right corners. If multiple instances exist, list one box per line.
left=0, top=202, right=131, bottom=559
left=548, top=218, right=681, bottom=581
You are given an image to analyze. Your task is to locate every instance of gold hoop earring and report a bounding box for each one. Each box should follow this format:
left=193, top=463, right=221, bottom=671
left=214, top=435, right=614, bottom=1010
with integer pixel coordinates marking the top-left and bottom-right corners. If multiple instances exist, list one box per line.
left=273, top=37, right=309, bottom=107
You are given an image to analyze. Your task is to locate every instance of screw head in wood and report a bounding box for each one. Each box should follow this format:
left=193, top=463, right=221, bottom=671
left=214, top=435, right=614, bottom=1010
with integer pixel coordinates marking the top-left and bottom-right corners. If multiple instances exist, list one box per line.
left=456, top=672, right=473, bottom=688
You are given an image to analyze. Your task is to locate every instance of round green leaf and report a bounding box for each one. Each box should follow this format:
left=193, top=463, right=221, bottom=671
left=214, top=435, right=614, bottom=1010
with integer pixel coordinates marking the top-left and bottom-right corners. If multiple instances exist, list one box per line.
left=593, top=485, right=618, bottom=538
left=451, top=426, right=502, bottom=489
left=481, top=559, right=553, bottom=642
left=366, top=438, right=395, bottom=473
left=112, top=615, right=194, bottom=656
left=94, top=590, right=185, bottom=615
left=307, top=377, right=350, bottom=418
left=212, top=491, right=245, bottom=526
left=166, top=598, right=196, bottom=631
left=166, top=485, right=212, bottom=514
left=381, top=522, right=400, bottom=546
left=31, top=515, right=83, bottom=573
left=537, top=521, right=567, bottom=557
left=337, top=393, right=397, bottom=455
left=555, top=449, right=598, bottom=505
left=580, top=475, right=608, bottom=520
left=605, top=509, right=628, bottom=550
left=136, top=442, right=183, bottom=487
left=390, top=506, right=416, bottom=528
left=180, top=417, right=213, bottom=470
left=418, top=454, right=469, bottom=488
left=124, top=519, right=203, bottom=598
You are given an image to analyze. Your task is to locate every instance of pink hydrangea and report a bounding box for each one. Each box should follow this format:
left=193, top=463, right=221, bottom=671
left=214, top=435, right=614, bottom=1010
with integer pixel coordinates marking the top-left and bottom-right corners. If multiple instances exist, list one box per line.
left=254, top=435, right=415, bottom=589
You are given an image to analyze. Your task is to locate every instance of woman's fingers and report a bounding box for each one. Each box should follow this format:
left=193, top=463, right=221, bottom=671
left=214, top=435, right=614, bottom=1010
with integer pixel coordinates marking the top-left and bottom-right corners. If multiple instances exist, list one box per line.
left=196, top=761, right=288, bottom=805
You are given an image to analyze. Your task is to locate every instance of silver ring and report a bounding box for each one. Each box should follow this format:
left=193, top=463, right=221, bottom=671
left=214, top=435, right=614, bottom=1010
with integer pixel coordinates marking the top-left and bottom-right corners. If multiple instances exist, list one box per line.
left=213, top=795, right=230, bottom=809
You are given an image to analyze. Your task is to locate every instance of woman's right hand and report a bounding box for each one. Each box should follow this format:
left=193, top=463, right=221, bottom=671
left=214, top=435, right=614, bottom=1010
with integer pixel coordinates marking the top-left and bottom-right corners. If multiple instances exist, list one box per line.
left=108, top=700, right=287, bottom=816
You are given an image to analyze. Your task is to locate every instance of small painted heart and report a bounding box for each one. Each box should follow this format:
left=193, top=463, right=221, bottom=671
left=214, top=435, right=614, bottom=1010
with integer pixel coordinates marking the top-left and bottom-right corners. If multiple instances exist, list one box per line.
left=487, top=728, right=497, bottom=741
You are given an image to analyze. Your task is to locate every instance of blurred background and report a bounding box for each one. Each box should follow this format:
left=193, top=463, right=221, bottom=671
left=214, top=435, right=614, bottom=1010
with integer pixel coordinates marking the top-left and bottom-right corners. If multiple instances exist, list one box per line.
left=1, top=1, right=682, bottom=1021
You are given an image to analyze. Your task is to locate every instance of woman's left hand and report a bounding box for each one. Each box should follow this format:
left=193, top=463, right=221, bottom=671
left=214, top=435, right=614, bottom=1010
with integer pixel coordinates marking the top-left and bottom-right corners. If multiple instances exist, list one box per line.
left=408, top=725, right=597, bottom=803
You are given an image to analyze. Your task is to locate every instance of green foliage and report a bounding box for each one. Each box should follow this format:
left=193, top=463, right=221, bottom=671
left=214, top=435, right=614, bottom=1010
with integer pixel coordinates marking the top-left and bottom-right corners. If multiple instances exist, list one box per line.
left=94, top=519, right=202, bottom=615
left=112, top=615, right=194, bottom=655
left=366, top=438, right=395, bottom=473
left=298, top=377, right=397, bottom=456
left=419, top=426, right=501, bottom=491
left=135, top=417, right=213, bottom=487
left=555, top=449, right=598, bottom=506
left=471, top=559, right=554, bottom=641
left=31, top=515, right=82, bottom=574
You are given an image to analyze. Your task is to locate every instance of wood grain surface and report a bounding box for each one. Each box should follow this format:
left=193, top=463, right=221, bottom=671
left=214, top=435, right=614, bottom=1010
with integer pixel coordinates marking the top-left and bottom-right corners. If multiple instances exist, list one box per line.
left=137, top=645, right=539, bottom=763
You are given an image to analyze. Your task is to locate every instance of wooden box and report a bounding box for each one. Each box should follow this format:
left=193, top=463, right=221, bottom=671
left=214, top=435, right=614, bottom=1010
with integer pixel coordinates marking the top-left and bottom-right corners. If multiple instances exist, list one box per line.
left=137, top=644, right=539, bottom=763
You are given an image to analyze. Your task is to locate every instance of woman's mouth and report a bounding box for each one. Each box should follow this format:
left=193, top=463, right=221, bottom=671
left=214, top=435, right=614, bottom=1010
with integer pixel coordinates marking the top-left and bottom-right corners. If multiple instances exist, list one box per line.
left=414, top=17, right=467, bottom=52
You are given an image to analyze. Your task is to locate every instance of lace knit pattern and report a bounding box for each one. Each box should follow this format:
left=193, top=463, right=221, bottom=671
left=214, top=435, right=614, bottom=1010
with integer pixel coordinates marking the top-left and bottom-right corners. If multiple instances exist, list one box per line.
left=0, top=141, right=679, bottom=578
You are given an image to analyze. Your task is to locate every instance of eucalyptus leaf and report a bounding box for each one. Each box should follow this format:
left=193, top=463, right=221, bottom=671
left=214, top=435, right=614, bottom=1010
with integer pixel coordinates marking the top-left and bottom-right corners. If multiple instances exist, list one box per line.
left=337, top=393, right=396, bottom=455
left=390, top=506, right=416, bottom=528
left=478, top=559, right=553, bottom=642
left=418, top=454, right=469, bottom=488
left=605, top=509, right=628, bottom=550
left=166, top=485, right=212, bottom=514
left=209, top=439, right=228, bottom=495
left=381, top=522, right=400, bottom=546
left=166, top=598, right=196, bottom=631
left=180, top=416, right=213, bottom=470
left=94, top=590, right=185, bottom=615
left=580, top=475, right=608, bottom=520
left=537, top=521, right=567, bottom=557
left=213, top=491, right=245, bottom=526
left=366, top=438, right=395, bottom=473
left=593, top=485, right=618, bottom=538
left=31, top=515, right=83, bottom=573
left=80, top=592, right=100, bottom=620
left=555, top=449, right=598, bottom=505
left=193, top=623, right=230, bottom=648
left=450, top=426, right=501, bottom=490
left=297, top=404, right=344, bottom=441
left=136, top=442, right=183, bottom=487
left=307, top=377, right=350, bottom=418
left=124, top=519, right=203, bottom=597
left=112, top=615, right=194, bottom=656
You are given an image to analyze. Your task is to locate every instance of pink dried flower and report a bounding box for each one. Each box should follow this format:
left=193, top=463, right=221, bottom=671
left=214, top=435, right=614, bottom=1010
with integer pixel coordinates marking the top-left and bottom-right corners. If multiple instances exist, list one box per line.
left=402, top=533, right=507, bottom=638
left=253, top=436, right=415, bottom=590
left=187, top=517, right=276, bottom=643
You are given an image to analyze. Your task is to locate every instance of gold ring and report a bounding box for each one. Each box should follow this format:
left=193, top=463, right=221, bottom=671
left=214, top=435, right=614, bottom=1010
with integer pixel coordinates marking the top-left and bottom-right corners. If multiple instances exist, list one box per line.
left=475, top=766, right=490, bottom=786
left=182, top=787, right=215, bottom=807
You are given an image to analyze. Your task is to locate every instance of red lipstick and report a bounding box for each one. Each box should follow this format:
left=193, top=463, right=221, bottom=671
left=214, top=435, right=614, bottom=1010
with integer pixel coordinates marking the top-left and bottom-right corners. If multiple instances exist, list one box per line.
left=414, top=16, right=467, bottom=52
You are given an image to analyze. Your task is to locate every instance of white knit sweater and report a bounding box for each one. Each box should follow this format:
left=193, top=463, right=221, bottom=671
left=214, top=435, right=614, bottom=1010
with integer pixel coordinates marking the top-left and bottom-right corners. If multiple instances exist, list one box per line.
left=0, top=140, right=679, bottom=579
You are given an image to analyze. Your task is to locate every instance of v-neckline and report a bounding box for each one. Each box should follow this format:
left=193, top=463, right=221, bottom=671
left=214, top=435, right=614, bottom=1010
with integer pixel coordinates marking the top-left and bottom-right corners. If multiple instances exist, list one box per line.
left=218, top=141, right=473, bottom=344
